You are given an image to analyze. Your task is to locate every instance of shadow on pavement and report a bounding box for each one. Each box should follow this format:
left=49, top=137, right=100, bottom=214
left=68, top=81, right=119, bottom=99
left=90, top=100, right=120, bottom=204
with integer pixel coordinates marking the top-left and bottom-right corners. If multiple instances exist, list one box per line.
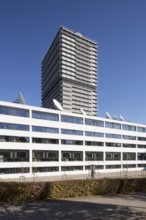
left=115, top=193, right=146, bottom=202
left=0, top=196, right=146, bottom=220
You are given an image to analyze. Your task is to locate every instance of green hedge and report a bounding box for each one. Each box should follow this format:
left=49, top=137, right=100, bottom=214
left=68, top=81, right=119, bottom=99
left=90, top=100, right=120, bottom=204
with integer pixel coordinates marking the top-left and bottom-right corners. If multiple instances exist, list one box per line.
left=48, top=178, right=146, bottom=198
left=0, top=178, right=146, bottom=202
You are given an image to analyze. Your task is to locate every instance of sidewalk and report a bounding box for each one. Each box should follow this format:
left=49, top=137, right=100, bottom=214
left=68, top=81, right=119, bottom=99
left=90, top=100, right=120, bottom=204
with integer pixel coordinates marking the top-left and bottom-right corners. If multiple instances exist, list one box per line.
left=0, top=193, right=146, bottom=219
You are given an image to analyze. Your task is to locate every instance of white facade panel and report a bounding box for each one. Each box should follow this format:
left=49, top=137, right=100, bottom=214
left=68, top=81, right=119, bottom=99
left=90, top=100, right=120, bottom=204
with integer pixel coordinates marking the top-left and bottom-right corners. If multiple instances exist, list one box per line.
left=0, top=101, right=146, bottom=179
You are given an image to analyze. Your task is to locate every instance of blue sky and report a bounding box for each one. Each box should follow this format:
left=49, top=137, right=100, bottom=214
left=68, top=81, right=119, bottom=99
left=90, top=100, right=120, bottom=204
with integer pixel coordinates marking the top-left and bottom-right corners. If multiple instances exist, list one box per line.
left=0, top=0, right=146, bottom=123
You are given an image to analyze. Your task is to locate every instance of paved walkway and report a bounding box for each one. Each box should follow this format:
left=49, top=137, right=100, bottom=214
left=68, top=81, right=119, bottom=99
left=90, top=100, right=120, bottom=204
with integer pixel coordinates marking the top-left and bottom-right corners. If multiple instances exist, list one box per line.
left=0, top=193, right=146, bottom=219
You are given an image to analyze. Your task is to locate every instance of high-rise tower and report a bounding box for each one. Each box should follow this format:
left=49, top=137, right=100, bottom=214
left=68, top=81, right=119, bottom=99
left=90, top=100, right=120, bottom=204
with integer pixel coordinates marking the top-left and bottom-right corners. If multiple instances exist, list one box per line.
left=41, top=26, right=98, bottom=116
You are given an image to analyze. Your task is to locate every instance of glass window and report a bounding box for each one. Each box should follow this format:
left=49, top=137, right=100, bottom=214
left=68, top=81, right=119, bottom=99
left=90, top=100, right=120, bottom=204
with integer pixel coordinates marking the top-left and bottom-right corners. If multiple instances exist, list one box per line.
left=123, top=144, right=136, bottom=148
left=106, top=133, right=121, bottom=139
left=33, top=167, right=59, bottom=172
left=0, top=123, right=29, bottom=131
left=0, top=167, right=29, bottom=174
left=33, top=150, right=59, bottom=161
left=61, top=129, right=73, bottom=135
left=85, top=165, right=104, bottom=170
left=123, top=164, right=136, bottom=168
left=138, top=164, right=146, bottom=168
left=122, top=124, right=136, bottom=131
left=0, top=150, right=29, bottom=162
left=85, top=141, right=104, bottom=146
left=0, top=135, right=29, bottom=143
left=138, top=153, right=146, bottom=160
left=137, top=145, right=146, bottom=148
left=105, top=122, right=121, bottom=129
left=73, top=117, right=83, bottom=124
left=32, top=111, right=59, bottom=121
left=123, top=153, right=136, bottom=160
left=61, top=129, right=83, bottom=136
left=32, top=138, right=59, bottom=144
left=123, top=135, right=136, bottom=140
left=137, top=127, right=146, bottom=133
left=97, top=120, right=104, bottom=127
left=85, top=131, right=104, bottom=137
left=106, top=165, right=121, bottom=169
left=61, top=115, right=83, bottom=124
left=61, top=140, right=83, bottom=145
left=106, top=152, right=121, bottom=161
left=61, top=115, right=72, bottom=123
left=61, top=151, right=83, bottom=161
left=32, top=126, right=59, bottom=133
left=75, top=130, right=83, bottom=135
left=61, top=166, right=83, bottom=171
left=85, top=119, right=104, bottom=127
left=85, top=152, right=103, bottom=161
left=0, top=106, right=29, bottom=117
left=106, top=142, right=121, bottom=147
left=138, top=137, right=146, bottom=141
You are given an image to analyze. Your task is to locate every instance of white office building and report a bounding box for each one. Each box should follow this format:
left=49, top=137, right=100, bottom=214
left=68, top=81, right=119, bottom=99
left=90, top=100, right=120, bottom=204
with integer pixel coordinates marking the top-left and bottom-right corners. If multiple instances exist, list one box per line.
left=0, top=100, right=146, bottom=179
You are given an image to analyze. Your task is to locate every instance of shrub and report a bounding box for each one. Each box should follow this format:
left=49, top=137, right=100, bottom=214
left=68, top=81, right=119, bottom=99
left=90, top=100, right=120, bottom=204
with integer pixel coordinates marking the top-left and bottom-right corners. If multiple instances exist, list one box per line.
left=0, top=178, right=146, bottom=202
left=0, top=182, right=47, bottom=202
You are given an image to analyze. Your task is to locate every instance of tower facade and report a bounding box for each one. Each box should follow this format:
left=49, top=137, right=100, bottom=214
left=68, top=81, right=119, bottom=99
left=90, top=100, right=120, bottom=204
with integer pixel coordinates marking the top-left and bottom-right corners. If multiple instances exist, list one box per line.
left=41, top=26, right=98, bottom=116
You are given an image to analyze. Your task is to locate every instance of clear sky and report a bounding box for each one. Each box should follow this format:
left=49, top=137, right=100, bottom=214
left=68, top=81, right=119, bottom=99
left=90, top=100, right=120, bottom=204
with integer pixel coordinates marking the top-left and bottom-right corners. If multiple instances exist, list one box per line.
left=0, top=0, right=146, bottom=123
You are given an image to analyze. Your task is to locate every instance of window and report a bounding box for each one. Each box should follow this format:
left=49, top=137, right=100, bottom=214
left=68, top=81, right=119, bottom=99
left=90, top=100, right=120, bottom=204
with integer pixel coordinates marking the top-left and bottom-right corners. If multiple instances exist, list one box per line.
left=0, top=167, right=29, bottom=174
left=138, top=153, right=146, bottom=160
left=61, top=115, right=83, bottom=124
left=137, top=127, right=146, bottom=133
left=105, top=122, right=121, bottom=129
left=106, top=134, right=121, bottom=139
left=106, top=142, right=121, bottom=147
left=138, top=137, right=146, bottom=141
left=123, top=135, right=136, bottom=140
left=85, top=152, right=103, bottom=161
left=32, top=138, right=59, bottom=144
left=123, top=144, right=136, bottom=148
left=85, top=119, right=104, bottom=127
left=0, top=106, right=29, bottom=117
left=0, top=123, right=29, bottom=131
left=122, top=124, right=136, bottom=131
left=106, top=165, right=121, bottom=169
left=137, top=145, right=146, bottom=149
left=123, top=153, right=136, bottom=160
left=106, top=152, right=121, bottom=161
left=61, top=129, right=83, bottom=136
left=32, top=111, right=59, bottom=121
left=32, top=126, right=59, bottom=133
left=123, top=164, right=136, bottom=168
left=0, top=135, right=29, bottom=143
left=0, top=150, right=29, bottom=162
left=33, top=150, right=58, bottom=161
left=138, top=164, right=146, bottom=168
left=85, top=131, right=104, bottom=137
left=61, top=151, right=83, bottom=161
left=85, top=165, right=104, bottom=170
left=61, top=166, right=83, bottom=171
left=61, top=140, right=83, bottom=145
left=33, top=167, right=59, bottom=172
left=85, top=141, right=104, bottom=146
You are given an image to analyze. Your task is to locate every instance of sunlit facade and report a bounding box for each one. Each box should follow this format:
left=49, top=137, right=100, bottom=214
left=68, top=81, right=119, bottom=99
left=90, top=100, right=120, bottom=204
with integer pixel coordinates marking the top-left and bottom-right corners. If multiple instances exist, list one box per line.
left=0, top=101, right=146, bottom=179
